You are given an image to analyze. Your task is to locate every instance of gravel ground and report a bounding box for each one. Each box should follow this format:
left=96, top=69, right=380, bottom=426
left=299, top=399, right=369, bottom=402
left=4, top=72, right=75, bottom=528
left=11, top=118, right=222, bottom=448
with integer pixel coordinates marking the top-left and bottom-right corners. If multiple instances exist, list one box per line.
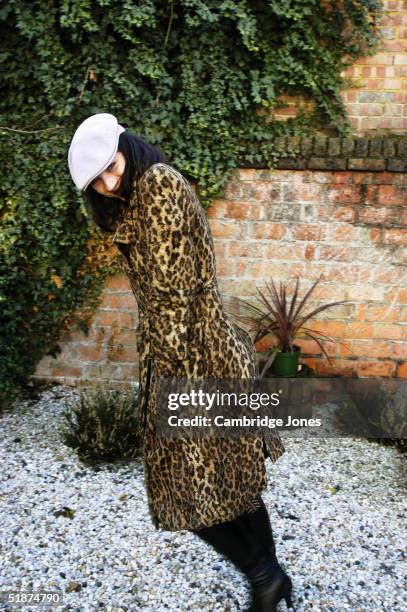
left=0, top=383, right=406, bottom=612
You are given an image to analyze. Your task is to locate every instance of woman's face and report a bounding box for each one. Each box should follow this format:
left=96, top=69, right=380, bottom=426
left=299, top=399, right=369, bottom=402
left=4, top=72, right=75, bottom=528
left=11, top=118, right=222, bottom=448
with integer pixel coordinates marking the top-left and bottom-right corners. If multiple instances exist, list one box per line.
left=90, top=151, right=127, bottom=200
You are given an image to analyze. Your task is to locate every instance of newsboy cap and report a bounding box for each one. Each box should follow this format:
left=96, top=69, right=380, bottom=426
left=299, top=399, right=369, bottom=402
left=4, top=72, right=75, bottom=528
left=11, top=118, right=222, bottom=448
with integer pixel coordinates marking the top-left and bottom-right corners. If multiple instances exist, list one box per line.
left=68, top=113, right=126, bottom=190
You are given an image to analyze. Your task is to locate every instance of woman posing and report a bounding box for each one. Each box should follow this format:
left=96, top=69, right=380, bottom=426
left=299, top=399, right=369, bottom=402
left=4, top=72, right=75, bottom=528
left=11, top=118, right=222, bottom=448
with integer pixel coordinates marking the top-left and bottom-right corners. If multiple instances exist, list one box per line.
left=68, top=113, right=293, bottom=611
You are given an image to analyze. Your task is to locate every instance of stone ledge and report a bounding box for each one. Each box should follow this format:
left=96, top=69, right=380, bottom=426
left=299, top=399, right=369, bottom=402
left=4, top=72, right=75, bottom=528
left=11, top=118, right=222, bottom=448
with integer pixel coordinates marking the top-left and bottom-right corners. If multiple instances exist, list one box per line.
left=239, top=136, right=407, bottom=171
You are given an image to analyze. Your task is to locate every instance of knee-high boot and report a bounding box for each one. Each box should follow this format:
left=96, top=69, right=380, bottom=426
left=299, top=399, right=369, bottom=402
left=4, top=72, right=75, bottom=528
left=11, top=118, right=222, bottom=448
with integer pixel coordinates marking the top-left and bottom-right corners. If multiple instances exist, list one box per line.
left=236, top=496, right=278, bottom=561
left=191, top=497, right=293, bottom=611
left=237, top=497, right=293, bottom=611
left=191, top=512, right=260, bottom=574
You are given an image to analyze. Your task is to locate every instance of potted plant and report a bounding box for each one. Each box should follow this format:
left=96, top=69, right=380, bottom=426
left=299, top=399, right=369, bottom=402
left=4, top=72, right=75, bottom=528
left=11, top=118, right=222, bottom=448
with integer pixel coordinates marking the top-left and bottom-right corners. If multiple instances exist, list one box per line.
left=234, top=275, right=350, bottom=378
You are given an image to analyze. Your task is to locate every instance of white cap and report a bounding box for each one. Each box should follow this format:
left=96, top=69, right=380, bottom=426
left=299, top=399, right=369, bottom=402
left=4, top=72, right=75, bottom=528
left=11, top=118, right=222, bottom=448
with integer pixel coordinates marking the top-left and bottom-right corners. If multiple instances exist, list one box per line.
left=68, top=113, right=126, bottom=190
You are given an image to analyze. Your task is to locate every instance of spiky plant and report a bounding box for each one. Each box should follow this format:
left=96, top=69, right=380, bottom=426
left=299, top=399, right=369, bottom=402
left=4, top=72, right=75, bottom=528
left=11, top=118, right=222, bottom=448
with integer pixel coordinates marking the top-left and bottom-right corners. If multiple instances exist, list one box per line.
left=233, top=276, right=350, bottom=376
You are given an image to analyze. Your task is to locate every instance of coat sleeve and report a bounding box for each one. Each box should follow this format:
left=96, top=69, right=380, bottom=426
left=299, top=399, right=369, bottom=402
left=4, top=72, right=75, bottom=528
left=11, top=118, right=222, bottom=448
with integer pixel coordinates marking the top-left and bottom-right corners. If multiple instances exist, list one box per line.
left=140, top=164, right=196, bottom=377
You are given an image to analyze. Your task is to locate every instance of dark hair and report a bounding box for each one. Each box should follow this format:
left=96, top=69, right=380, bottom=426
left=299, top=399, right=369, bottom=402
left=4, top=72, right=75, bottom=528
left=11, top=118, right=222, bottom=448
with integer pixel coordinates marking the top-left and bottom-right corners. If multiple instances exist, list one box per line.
left=83, top=132, right=167, bottom=233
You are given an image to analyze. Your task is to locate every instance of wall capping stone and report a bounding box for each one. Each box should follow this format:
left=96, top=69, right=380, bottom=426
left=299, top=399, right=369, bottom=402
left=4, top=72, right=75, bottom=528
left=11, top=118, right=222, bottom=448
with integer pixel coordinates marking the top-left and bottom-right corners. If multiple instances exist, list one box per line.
left=239, top=137, right=407, bottom=172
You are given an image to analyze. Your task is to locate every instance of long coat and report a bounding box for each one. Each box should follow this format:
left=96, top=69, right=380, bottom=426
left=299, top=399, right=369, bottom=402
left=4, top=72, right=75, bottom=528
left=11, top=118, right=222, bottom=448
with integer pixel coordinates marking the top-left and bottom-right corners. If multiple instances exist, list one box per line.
left=112, top=162, right=285, bottom=532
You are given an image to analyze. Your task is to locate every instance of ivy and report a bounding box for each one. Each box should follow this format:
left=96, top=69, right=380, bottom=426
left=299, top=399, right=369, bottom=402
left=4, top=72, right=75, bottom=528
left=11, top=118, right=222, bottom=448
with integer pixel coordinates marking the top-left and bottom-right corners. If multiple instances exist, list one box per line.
left=0, top=0, right=382, bottom=408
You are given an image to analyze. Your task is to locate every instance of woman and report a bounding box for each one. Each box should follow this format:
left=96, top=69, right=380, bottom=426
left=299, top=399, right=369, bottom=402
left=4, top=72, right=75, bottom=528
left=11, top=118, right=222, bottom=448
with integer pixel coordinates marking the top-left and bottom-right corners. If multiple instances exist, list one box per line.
left=68, top=113, right=293, bottom=611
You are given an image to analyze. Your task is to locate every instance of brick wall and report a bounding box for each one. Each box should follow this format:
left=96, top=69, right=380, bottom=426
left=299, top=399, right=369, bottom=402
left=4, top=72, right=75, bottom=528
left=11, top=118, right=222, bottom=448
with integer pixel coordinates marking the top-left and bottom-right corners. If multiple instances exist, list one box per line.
left=273, top=0, right=407, bottom=134
left=210, top=156, right=406, bottom=379
left=33, top=0, right=407, bottom=385
left=34, top=136, right=407, bottom=384
left=342, top=0, right=407, bottom=134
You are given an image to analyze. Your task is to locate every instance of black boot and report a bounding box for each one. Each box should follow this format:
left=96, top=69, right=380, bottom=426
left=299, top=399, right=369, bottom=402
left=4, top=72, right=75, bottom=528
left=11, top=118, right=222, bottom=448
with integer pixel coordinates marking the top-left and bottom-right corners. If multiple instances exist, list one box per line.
left=237, top=495, right=278, bottom=562
left=191, top=500, right=294, bottom=610
left=244, top=554, right=293, bottom=612
left=239, top=497, right=293, bottom=611
left=192, top=513, right=256, bottom=574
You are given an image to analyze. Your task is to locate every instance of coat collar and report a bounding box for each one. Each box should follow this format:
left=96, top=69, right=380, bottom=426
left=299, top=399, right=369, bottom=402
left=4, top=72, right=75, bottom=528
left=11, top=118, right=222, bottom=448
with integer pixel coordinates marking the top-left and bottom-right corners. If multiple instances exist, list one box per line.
left=111, top=163, right=162, bottom=244
left=112, top=181, right=139, bottom=244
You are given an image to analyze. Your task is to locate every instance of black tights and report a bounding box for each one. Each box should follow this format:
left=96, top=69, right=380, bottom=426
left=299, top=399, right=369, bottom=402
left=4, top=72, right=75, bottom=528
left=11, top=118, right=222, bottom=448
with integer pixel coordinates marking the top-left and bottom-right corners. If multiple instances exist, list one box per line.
left=191, top=495, right=276, bottom=574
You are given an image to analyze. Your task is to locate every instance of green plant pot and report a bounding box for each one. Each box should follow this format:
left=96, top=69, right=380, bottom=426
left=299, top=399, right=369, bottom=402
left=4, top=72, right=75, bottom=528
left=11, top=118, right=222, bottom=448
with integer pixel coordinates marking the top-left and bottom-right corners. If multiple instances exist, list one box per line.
left=270, top=345, right=301, bottom=376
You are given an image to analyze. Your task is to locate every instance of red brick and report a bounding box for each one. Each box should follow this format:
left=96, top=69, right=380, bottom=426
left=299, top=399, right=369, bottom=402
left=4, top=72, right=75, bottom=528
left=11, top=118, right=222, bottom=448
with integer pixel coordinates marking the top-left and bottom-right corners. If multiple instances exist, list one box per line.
left=225, top=200, right=251, bottom=220
left=329, top=226, right=361, bottom=242
left=349, top=116, right=361, bottom=131
left=366, top=305, right=401, bottom=322
left=108, top=346, right=139, bottom=362
left=385, top=288, right=407, bottom=304
left=355, top=304, right=367, bottom=321
left=359, top=207, right=398, bottom=225
left=317, top=265, right=356, bottom=283
left=97, top=311, right=135, bottom=327
left=377, top=185, right=406, bottom=206
left=104, top=275, right=131, bottom=291
left=387, top=1, right=402, bottom=10
left=238, top=169, right=259, bottom=181
left=308, top=320, right=346, bottom=338
left=331, top=172, right=355, bottom=184
left=235, top=260, right=247, bottom=276
left=317, top=245, right=354, bottom=262
left=250, top=223, right=287, bottom=240
left=301, top=356, right=318, bottom=370
left=360, top=117, right=392, bottom=130
left=241, top=182, right=281, bottom=202
left=370, top=228, right=382, bottom=245
left=249, top=205, right=266, bottom=221
left=293, top=225, right=323, bottom=241
left=218, top=279, right=256, bottom=296
left=397, top=362, right=407, bottom=377
left=373, top=268, right=404, bottom=284
left=374, top=324, right=406, bottom=340
left=361, top=54, right=393, bottom=65
left=345, top=322, right=374, bottom=339
left=343, top=91, right=357, bottom=103
left=76, top=344, right=106, bottom=362
left=291, top=184, right=321, bottom=201
left=322, top=341, right=338, bottom=357
left=304, top=244, right=315, bottom=260
left=247, top=262, right=277, bottom=278
left=383, top=229, right=407, bottom=246
left=223, top=179, right=242, bottom=198
left=266, top=243, right=305, bottom=260
left=315, top=359, right=358, bottom=377
left=327, top=185, right=361, bottom=204
left=213, top=241, right=227, bottom=258
left=99, top=293, right=136, bottom=310
left=50, top=366, right=83, bottom=378
left=339, top=340, right=390, bottom=358
left=332, top=207, right=356, bottom=222
left=207, top=199, right=226, bottom=219
left=111, top=330, right=139, bottom=345
left=216, top=258, right=234, bottom=277
left=82, top=325, right=109, bottom=344
left=228, top=241, right=265, bottom=258
left=356, top=361, right=395, bottom=378
left=254, top=336, right=274, bottom=352
left=390, top=343, right=407, bottom=360
left=209, top=219, right=243, bottom=239
left=383, top=42, right=405, bottom=53
left=294, top=338, right=320, bottom=354
left=357, top=267, right=374, bottom=283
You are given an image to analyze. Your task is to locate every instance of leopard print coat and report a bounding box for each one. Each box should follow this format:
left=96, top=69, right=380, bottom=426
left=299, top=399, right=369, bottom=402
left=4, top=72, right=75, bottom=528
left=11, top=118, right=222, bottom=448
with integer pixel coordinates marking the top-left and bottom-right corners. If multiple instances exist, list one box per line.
left=112, top=162, right=285, bottom=532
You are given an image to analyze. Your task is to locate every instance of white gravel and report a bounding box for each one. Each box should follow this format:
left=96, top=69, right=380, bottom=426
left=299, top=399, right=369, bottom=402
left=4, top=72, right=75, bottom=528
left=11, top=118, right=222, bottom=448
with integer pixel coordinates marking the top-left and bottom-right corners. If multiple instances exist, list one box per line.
left=0, top=383, right=406, bottom=612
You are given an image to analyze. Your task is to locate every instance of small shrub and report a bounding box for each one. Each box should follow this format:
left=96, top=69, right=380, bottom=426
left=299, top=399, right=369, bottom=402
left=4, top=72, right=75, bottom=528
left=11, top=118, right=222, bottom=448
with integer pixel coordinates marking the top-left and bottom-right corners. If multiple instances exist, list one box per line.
left=60, top=383, right=143, bottom=465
